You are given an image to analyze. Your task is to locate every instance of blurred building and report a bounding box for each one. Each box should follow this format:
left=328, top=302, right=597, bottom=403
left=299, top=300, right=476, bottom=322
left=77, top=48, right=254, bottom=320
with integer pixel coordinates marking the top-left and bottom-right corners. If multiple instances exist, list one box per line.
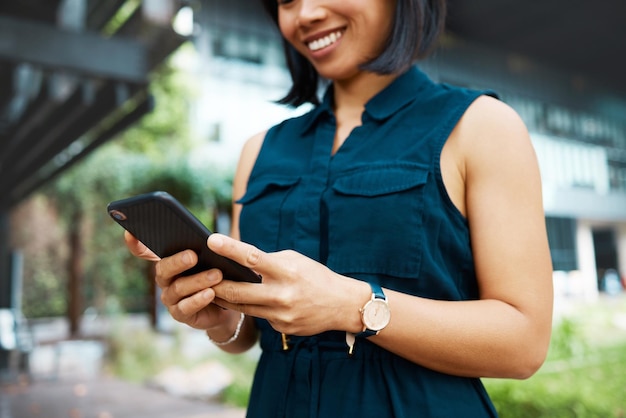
left=186, top=0, right=626, bottom=301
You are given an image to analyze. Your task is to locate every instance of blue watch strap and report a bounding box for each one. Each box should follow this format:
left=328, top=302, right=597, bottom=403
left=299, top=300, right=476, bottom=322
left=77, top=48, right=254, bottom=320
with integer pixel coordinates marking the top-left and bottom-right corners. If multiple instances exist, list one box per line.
left=370, top=282, right=385, bottom=300
left=356, top=327, right=378, bottom=339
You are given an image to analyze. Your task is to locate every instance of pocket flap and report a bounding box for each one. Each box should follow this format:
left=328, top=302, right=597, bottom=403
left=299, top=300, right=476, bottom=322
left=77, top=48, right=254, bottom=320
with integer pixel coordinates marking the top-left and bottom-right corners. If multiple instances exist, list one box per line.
left=237, top=176, right=300, bottom=204
left=332, top=163, right=429, bottom=197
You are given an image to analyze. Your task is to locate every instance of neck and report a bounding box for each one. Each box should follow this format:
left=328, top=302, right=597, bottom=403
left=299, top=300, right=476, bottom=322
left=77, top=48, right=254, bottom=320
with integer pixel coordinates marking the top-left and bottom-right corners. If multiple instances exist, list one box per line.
left=329, top=71, right=400, bottom=155
left=332, top=71, right=398, bottom=116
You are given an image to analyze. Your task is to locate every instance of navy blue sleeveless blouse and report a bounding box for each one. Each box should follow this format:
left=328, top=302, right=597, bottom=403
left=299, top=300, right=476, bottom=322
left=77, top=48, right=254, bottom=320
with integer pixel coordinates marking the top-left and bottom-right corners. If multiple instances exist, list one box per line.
left=237, top=67, right=499, bottom=417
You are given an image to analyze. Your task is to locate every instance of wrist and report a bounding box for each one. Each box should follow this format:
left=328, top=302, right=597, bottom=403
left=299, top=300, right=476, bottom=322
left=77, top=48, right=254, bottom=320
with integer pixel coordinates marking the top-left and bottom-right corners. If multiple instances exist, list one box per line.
left=206, top=311, right=245, bottom=346
left=340, top=279, right=372, bottom=334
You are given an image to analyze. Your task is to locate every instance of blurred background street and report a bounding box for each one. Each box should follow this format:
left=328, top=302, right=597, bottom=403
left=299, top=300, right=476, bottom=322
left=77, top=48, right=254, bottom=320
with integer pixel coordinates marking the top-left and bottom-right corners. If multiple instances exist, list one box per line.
left=1, top=377, right=245, bottom=418
left=1, top=314, right=248, bottom=418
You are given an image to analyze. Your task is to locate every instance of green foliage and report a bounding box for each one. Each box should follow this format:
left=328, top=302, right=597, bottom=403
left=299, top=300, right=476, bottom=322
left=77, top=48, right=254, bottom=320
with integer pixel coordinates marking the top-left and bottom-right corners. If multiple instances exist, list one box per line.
left=11, top=195, right=69, bottom=318
left=486, top=315, right=626, bottom=417
left=51, top=143, right=226, bottom=315
left=105, top=322, right=256, bottom=408
left=105, top=325, right=169, bottom=383
left=101, top=0, right=141, bottom=37
left=118, top=61, right=196, bottom=159
left=486, top=342, right=626, bottom=417
left=546, top=316, right=588, bottom=361
left=216, top=352, right=257, bottom=408
left=486, top=381, right=612, bottom=418
left=17, top=55, right=233, bottom=319
left=22, top=261, right=67, bottom=318
left=221, top=380, right=253, bottom=409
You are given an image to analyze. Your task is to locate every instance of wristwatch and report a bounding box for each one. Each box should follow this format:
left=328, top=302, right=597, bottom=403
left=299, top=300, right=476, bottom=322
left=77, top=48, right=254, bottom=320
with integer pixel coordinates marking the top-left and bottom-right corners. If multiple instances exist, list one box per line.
left=356, top=282, right=391, bottom=338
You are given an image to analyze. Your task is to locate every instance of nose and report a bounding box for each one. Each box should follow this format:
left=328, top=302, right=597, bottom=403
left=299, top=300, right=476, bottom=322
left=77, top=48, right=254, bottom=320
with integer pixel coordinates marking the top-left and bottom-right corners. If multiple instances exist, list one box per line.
left=296, top=0, right=327, bottom=26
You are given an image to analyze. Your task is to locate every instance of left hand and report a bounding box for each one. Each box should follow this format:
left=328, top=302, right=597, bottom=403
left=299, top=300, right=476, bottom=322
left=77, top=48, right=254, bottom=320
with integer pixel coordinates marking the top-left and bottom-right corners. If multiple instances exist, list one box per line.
left=208, top=234, right=368, bottom=336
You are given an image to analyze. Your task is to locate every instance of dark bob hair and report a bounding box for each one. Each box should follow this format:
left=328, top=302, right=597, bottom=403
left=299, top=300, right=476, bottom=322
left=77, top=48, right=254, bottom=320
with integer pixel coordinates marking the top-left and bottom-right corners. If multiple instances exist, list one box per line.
left=261, top=0, right=447, bottom=107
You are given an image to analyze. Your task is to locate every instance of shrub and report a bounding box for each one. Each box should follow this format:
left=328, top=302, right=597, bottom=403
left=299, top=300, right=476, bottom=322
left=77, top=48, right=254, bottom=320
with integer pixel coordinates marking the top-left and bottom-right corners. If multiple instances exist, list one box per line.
left=486, top=315, right=626, bottom=417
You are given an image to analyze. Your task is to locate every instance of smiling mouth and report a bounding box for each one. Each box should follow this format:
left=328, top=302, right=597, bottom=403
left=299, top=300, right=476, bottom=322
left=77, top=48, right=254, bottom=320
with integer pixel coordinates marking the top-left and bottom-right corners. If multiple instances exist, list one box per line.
left=307, top=30, right=344, bottom=52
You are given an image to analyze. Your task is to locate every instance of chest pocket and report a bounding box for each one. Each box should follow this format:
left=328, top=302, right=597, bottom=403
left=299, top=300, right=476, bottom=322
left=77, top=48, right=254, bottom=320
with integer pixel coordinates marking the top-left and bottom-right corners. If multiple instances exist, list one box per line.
left=237, top=176, right=300, bottom=252
left=324, top=163, right=429, bottom=279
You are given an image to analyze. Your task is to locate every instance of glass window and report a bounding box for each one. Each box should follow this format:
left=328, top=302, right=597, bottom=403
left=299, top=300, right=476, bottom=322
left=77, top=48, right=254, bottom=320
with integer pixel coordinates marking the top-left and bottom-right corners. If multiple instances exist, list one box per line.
left=546, top=217, right=578, bottom=271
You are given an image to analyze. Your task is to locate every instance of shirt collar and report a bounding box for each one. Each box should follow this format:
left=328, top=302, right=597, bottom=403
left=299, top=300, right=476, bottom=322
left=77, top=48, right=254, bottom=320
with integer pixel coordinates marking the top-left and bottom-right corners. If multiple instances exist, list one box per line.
left=364, top=66, right=431, bottom=121
left=301, top=85, right=335, bottom=135
left=302, top=65, right=432, bottom=134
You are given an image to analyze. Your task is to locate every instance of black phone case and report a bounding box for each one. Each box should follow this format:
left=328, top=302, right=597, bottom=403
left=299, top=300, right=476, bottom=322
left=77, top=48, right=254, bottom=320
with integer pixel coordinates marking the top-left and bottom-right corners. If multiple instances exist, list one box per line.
left=107, top=191, right=261, bottom=283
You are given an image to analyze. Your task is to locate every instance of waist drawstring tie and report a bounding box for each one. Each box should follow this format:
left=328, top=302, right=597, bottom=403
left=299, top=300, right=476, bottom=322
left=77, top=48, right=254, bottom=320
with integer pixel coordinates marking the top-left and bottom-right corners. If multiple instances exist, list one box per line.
left=274, top=333, right=349, bottom=418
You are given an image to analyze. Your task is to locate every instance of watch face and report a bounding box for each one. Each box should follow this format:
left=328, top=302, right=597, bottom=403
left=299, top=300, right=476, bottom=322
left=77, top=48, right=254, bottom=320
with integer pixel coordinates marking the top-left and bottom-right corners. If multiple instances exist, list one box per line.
left=362, top=298, right=391, bottom=331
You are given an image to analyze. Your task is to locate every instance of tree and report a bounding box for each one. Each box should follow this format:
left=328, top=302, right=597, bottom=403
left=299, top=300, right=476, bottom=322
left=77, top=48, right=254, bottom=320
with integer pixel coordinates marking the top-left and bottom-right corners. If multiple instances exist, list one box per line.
left=14, top=45, right=237, bottom=333
left=18, top=52, right=211, bottom=334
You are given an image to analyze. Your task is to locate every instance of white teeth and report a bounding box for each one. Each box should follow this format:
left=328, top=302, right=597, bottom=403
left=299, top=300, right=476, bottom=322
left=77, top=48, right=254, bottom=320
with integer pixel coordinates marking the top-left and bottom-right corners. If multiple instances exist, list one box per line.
left=308, top=31, right=343, bottom=51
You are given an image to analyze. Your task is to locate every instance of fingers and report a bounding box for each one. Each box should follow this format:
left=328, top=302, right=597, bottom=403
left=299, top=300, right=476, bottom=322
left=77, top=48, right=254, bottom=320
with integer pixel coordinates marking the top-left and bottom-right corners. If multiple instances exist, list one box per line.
left=208, top=233, right=267, bottom=271
left=160, top=269, right=222, bottom=306
left=212, top=280, right=268, bottom=308
left=158, top=265, right=224, bottom=329
left=154, top=249, right=199, bottom=288
left=169, top=287, right=215, bottom=320
left=124, top=231, right=160, bottom=261
left=167, top=288, right=229, bottom=331
left=207, top=234, right=279, bottom=309
left=123, top=230, right=233, bottom=331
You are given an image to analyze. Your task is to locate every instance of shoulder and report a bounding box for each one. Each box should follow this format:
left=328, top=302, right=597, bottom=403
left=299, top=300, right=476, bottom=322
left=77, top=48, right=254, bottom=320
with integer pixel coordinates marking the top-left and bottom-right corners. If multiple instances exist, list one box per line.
left=463, top=95, right=527, bottom=134
left=455, top=95, right=536, bottom=172
left=241, top=130, right=266, bottom=162
left=442, top=94, right=540, bottom=217
left=461, top=95, right=529, bottom=144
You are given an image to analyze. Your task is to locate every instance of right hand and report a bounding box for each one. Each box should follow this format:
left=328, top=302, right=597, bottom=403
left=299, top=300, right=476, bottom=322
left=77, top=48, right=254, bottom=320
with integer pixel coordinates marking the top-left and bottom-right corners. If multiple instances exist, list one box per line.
left=124, top=231, right=230, bottom=331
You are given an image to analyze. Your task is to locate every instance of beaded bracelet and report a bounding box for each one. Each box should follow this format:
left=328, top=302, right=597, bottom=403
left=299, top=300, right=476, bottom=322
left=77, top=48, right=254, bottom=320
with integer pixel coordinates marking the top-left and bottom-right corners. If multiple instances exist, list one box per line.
left=207, top=312, right=245, bottom=346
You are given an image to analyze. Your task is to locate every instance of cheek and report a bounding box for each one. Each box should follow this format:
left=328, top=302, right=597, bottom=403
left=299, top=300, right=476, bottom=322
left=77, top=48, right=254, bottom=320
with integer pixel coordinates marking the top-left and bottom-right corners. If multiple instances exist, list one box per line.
left=278, top=16, right=308, bottom=57
left=374, top=1, right=396, bottom=41
left=278, top=14, right=294, bottom=42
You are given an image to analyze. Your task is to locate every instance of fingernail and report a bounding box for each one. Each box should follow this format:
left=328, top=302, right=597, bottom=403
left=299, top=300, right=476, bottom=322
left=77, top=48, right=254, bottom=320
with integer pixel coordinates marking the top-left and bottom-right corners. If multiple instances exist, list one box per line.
left=207, top=270, right=221, bottom=283
left=209, top=234, right=223, bottom=248
left=182, top=251, right=192, bottom=265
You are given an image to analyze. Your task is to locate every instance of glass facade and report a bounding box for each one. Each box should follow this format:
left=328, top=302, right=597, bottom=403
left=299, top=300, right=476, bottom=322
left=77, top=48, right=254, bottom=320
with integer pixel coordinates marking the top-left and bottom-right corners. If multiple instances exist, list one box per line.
left=505, top=94, right=626, bottom=194
left=546, top=217, right=578, bottom=272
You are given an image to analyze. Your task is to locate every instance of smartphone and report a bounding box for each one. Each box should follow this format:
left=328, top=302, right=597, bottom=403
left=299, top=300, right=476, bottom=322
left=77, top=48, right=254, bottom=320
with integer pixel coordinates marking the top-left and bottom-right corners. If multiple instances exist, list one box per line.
left=107, top=191, right=261, bottom=283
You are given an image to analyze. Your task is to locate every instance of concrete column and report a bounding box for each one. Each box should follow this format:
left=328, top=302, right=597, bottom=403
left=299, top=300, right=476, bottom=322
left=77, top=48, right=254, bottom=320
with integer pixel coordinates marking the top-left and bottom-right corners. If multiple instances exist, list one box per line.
left=0, top=209, right=11, bottom=375
left=0, top=209, right=11, bottom=309
left=576, top=220, right=599, bottom=301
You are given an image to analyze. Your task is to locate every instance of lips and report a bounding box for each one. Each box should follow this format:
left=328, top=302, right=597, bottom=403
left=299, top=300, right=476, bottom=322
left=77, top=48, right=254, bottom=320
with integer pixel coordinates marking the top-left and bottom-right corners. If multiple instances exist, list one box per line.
left=307, top=30, right=344, bottom=52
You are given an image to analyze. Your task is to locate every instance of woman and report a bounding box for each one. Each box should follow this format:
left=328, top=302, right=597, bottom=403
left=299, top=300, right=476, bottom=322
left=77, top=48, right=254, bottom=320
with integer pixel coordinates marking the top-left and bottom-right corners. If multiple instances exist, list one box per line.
left=126, top=0, right=554, bottom=416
